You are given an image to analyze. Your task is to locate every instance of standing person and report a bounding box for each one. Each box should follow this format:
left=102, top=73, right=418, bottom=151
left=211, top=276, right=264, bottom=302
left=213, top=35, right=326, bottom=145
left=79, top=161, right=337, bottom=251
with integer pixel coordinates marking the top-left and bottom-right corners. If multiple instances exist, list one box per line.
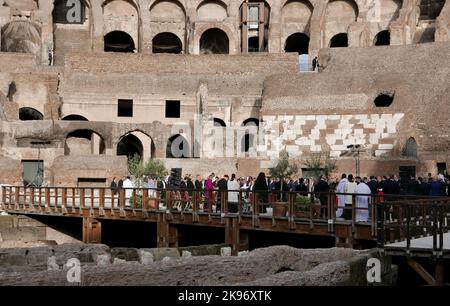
left=227, top=174, right=240, bottom=213
left=217, top=174, right=229, bottom=212
left=204, top=174, right=215, bottom=212
left=312, top=56, right=318, bottom=71
left=122, top=176, right=134, bottom=207
left=110, top=177, right=118, bottom=195
left=354, top=176, right=371, bottom=222
left=195, top=175, right=203, bottom=190
left=335, top=174, right=347, bottom=218
left=118, top=177, right=124, bottom=191
left=343, top=174, right=357, bottom=220
left=314, top=175, right=330, bottom=218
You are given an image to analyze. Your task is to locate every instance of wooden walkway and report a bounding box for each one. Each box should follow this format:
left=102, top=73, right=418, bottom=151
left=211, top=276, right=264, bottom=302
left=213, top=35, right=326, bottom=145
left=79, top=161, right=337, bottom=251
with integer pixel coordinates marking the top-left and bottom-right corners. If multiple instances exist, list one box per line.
left=0, top=186, right=382, bottom=253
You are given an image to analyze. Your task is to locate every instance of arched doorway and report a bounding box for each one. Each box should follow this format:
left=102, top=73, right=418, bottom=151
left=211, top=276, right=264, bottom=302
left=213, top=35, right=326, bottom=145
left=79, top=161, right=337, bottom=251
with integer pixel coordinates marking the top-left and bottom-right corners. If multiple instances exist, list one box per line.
left=329, top=33, right=348, bottom=48
left=374, top=30, right=390, bottom=46
left=285, top=33, right=310, bottom=54
left=104, top=31, right=135, bottom=52
left=242, top=118, right=259, bottom=127
left=200, top=28, right=229, bottom=54
left=62, top=114, right=88, bottom=121
left=248, top=36, right=259, bottom=52
left=213, top=118, right=226, bottom=127
left=117, top=134, right=143, bottom=160
left=167, top=134, right=190, bottom=158
left=19, top=108, right=43, bottom=120
left=152, top=32, right=183, bottom=54
left=65, top=130, right=106, bottom=155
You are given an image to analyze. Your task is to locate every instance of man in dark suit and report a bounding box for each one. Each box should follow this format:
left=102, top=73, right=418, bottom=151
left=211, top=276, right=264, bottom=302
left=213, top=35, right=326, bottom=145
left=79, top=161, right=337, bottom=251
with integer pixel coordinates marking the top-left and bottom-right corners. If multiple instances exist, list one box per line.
left=314, top=176, right=330, bottom=218
left=216, top=175, right=229, bottom=212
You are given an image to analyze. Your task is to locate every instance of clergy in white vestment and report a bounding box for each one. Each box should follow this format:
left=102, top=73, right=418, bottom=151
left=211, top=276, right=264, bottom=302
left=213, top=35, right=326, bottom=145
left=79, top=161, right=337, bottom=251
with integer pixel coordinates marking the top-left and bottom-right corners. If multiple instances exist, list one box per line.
left=122, top=176, right=134, bottom=207
left=335, top=174, right=348, bottom=218
left=355, top=178, right=371, bottom=222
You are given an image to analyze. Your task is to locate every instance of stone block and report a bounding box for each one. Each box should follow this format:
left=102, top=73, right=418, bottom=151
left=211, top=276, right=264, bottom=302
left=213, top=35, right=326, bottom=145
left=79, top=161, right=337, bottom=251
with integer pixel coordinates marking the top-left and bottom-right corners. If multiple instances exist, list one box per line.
left=143, top=248, right=180, bottom=261
left=111, top=247, right=140, bottom=262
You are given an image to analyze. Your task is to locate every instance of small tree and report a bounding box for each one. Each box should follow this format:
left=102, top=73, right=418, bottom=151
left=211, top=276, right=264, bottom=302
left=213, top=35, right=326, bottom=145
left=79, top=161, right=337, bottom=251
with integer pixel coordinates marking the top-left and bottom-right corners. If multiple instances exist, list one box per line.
left=303, top=152, right=338, bottom=180
left=127, top=154, right=167, bottom=188
left=269, top=150, right=298, bottom=195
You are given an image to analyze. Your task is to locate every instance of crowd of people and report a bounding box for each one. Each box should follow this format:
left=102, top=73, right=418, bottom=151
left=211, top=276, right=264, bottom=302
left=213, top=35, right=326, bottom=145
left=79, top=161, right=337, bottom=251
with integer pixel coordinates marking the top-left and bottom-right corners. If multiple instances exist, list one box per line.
left=108, top=170, right=450, bottom=222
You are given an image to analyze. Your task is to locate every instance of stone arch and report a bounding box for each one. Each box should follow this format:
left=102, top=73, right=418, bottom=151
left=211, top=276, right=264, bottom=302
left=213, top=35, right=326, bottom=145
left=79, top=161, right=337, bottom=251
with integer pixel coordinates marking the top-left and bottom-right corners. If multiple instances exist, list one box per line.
left=197, top=0, right=228, bottom=21
left=166, top=134, right=190, bottom=158
left=152, top=32, right=183, bottom=53
left=281, top=0, right=314, bottom=40
left=65, top=129, right=106, bottom=155
left=104, top=30, right=135, bottom=52
left=241, top=133, right=255, bottom=153
left=117, top=130, right=154, bottom=161
left=194, top=23, right=236, bottom=54
left=324, top=0, right=358, bottom=47
left=150, top=0, right=186, bottom=21
left=374, top=30, right=390, bottom=46
left=402, top=137, right=417, bottom=158
left=62, top=114, right=89, bottom=121
left=19, top=107, right=44, bottom=120
left=103, top=0, right=140, bottom=52
left=1, top=21, right=41, bottom=56
left=213, top=117, right=226, bottom=127
left=329, top=33, right=348, bottom=47
left=284, top=32, right=309, bottom=54
left=200, top=28, right=229, bottom=54
left=242, top=117, right=259, bottom=127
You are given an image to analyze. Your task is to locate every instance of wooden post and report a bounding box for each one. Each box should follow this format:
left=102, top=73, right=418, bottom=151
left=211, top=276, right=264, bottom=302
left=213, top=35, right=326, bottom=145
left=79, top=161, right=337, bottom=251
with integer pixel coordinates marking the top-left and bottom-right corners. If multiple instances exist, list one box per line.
left=45, top=188, right=50, bottom=212
left=30, top=187, right=35, bottom=211
left=119, top=189, right=126, bottom=217
left=435, top=261, right=445, bottom=286
left=62, top=188, right=67, bottom=214
left=82, top=217, right=102, bottom=244
left=225, top=217, right=240, bottom=256
left=80, top=188, right=85, bottom=215
left=99, top=188, right=105, bottom=216
left=157, top=213, right=178, bottom=248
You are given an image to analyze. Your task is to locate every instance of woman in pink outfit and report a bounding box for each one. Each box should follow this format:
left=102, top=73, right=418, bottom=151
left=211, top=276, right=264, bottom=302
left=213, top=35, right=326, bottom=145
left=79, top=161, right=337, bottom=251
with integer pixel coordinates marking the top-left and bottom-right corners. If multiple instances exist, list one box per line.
left=204, top=174, right=215, bottom=212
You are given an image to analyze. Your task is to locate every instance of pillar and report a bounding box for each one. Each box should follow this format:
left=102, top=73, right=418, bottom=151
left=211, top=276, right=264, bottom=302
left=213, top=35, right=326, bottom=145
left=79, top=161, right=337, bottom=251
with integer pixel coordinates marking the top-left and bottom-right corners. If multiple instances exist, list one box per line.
left=82, top=217, right=102, bottom=243
left=225, top=217, right=238, bottom=255
left=156, top=213, right=178, bottom=248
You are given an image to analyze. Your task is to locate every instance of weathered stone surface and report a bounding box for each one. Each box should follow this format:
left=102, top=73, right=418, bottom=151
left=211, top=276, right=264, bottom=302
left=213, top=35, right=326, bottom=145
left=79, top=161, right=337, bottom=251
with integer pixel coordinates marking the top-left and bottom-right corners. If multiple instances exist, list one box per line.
left=0, top=246, right=388, bottom=286
left=143, top=248, right=180, bottom=262
left=96, top=254, right=111, bottom=266
left=138, top=250, right=154, bottom=265
left=111, top=248, right=139, bottom=262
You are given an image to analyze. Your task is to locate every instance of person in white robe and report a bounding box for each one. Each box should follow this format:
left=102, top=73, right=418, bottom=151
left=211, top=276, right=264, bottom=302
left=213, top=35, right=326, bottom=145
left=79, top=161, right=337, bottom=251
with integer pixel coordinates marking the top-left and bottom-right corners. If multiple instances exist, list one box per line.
left=355, top=177, right=371, bottom=222
left=335, top=174, right=348, bottom=218
left=122, top=176, right=134, bottom=207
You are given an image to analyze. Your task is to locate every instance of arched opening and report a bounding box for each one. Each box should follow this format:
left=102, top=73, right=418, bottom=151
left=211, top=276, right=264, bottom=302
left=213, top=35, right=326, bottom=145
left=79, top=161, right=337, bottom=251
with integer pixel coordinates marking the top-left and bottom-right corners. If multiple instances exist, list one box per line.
left=329, top=33, right=348, bottom=48
left=167, top=134, right=190, bottom=158
left=325, top=0, right=358, bottom=48
left=19, top=108, right=43, bottom=121
left=117, top=134, right=143, bottom=160
left=242, top=118, right=259, bottom=127
left=284, top=32, right=310, bottom=54
left=150, top=0, right=186, bottom=21
left=213, top=118, right=226, bottom=127
left=374, top=30, right=390, bottom=46
left=1, top=21, right=41, bottom=55
left=403, top=137, right=418, bottom=158
left=374, top=93, right=394, bottom=107
left=197, top=0, right=227, bottom=21
left=104, top=31, right=135, bottom=52
left=152, top=32, right=182, bottom=54
left=241, top=133, right=255, bottom=153
left=62, top=114, right=88, bottom=121
left=200, top=28, right=229, bottom=54
left=65, top=130, right=106, bottom=155
left=248, top=36, right=259, bottom=52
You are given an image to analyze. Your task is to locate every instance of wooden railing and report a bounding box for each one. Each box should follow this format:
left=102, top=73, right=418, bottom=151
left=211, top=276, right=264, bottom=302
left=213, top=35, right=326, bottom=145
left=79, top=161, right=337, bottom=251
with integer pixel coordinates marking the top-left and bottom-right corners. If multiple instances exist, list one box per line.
left=1, top=185, right=440, bottom=237
left=376, top=197, right=450, bottom=258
